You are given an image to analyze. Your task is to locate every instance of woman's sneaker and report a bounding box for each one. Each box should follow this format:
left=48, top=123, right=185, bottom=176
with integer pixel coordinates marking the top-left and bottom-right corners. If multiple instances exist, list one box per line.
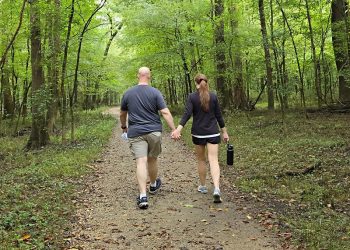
left=197, top=185, right=208, bottom=194
left=213, top=190, right=222, bottom=203
left=137, top=196, right=149, bottom=209
left=149, top=178, right=162, bottom=194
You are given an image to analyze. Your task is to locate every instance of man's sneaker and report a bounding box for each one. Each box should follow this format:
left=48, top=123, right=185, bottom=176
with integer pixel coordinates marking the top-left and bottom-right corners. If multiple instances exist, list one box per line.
left=197, top=185, right=208, bottom=194
left=137, top=196, right=149, bottom=209
left=149, top=178, right=162, bottom=194
left=213, top=191, right=222, bottom=203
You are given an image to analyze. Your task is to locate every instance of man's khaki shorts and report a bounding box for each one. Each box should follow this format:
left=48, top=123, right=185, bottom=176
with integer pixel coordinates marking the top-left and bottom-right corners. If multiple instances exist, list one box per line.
left=129, top=132, right=162, bottom=159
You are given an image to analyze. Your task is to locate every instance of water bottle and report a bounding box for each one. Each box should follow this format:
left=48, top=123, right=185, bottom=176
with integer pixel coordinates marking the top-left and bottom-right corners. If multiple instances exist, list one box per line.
left=227, top=144, right=234, bottom=166
left=121, top=132, right=128, bottom=141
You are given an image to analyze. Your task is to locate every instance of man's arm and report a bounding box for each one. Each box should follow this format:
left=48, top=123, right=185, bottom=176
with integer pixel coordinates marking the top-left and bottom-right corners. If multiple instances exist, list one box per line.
left=160, top=108, right=176, bottom=131
left=120, top=110, right=128, bottom=132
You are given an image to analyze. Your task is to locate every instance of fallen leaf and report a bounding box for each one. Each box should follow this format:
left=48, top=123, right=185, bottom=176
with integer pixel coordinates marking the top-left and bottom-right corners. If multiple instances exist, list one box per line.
left=184, top=204, right=194, bottom=208
left=19, top=234, right=31, bottom=241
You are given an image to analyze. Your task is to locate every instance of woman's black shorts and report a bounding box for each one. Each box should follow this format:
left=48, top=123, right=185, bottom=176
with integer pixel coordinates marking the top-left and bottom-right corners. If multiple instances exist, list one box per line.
left=192, top=135, right=221, bottom=145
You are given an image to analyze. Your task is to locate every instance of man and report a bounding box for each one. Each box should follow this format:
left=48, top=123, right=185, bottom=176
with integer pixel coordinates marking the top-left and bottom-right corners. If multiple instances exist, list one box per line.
left=120, top=67, right=177, bottom=209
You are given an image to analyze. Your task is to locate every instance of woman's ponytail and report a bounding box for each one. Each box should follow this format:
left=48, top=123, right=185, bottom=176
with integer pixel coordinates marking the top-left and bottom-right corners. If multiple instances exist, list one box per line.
left=195, top=74, right=210, bottom=112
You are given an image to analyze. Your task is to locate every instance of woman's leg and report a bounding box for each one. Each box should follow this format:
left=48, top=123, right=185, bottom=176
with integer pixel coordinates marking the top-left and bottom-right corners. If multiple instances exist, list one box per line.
left=195, top=145, right=207, bottom=186
left=207, top=143, right=220, bottom=190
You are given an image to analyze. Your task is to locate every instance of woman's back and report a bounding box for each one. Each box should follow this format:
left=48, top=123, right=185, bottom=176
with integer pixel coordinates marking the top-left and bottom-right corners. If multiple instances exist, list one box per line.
left=180, top=91, right=225, bottom=136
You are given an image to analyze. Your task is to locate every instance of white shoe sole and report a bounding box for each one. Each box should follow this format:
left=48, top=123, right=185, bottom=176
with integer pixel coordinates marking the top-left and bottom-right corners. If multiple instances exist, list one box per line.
left=138, top=202, right=149, bottom=209
left=197, top=189, right=208, bottom=194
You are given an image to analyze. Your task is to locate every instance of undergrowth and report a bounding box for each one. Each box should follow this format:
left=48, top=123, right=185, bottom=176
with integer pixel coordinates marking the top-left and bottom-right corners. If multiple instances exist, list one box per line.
left=0, top=108, right=115, bottom=249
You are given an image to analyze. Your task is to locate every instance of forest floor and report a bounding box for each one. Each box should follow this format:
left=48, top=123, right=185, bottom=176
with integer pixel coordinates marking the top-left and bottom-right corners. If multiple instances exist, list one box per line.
left=68, top=107, right=283, bottom=250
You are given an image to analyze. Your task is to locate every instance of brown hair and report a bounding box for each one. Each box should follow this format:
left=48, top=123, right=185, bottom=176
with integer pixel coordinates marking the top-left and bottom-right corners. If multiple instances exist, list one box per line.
left=195, top=74, right=210, bottom=112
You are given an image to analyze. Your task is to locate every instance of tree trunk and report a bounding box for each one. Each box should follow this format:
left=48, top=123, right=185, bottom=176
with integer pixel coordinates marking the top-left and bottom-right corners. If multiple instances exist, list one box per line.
left=228, top=3, right=247, bottom=109
left=27, top=0, right=49, bottom=150
left=277, top=0, right=306, bottom=109
left=72, top=0, right=106, bottom=104
left=331, top=0, right=350, bottom=103
left=1, top=68, right=14, bottom=118
left=214, top=0, right=228, bottom=108
left=61, top=0, right=75, bottom=141
left=47, top=0, right=61, bottom=134
left=258, top=0, right=274, bottom=110
left=305, top=0, right=323, bottom=107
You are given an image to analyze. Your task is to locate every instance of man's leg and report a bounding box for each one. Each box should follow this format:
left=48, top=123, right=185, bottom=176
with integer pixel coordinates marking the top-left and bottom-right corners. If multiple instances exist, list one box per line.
left=147, top=157, right=158, bottom=184
left=147, top=132, right=162, bottom=194
left=136, top=156, right=148, bottom=195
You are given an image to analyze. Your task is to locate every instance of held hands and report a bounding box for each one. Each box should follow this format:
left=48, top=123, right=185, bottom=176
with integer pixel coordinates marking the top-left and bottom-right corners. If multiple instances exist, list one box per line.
left=171, top=129, right=181, bottom=141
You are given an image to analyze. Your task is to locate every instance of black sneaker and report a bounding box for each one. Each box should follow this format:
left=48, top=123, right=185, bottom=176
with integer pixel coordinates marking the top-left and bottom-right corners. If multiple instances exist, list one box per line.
left=149, top=178, right=162, bottom=194
left=137, top=196, right=149, bottom=209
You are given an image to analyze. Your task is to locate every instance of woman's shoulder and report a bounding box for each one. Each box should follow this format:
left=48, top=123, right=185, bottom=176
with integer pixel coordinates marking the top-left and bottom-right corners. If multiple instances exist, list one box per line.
left=189, top=92, right=199, bottom=98
left=209, top=92, right=218, bottom=99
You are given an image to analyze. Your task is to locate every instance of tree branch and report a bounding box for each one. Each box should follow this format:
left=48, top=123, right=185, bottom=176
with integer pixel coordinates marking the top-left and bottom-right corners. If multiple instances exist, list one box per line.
left=0, top=0, right=26, bottom=70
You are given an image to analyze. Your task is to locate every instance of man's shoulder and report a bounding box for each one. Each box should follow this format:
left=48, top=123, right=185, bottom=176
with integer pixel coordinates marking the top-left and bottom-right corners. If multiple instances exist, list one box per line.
left=124, top=85, right=138, bottom=94
left=148, top=87, right=164, bottom=98
left=149, top=86, right=161, bottom=93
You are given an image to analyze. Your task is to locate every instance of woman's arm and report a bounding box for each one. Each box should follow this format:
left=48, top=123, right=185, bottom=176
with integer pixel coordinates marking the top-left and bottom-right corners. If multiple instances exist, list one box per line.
left=172, top=96, right=193, bottom=140
left=179, top=95, right=193, bottom=128
left=214, top=95, right=225, bottom=128
left=214, top=95, right=229, bottom=142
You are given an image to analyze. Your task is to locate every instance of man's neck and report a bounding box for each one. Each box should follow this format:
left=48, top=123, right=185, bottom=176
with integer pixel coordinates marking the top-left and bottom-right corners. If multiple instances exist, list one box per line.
left=138, top=82, right=149, bottom=86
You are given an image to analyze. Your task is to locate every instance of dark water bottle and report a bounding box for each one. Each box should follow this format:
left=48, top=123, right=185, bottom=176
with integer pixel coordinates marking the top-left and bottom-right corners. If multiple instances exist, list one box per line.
left=227, top=144, right=234, bottom=166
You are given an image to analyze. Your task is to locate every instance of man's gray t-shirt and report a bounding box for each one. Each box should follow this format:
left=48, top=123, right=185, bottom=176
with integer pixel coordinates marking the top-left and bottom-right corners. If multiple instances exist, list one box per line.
left=121, top=85, right=167, bottom=138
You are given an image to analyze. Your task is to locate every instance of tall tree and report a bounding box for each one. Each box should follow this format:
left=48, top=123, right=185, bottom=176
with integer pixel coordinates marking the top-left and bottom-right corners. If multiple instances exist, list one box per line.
left=305, top=0, right=322, bottom=107
left=27, top=0, right=49, bottom=149
left=228, top=3, right=247, bottom=109
left=214, top=0, right=228, bottom=108
left=61, top=0, right=75, bottom=141
left=47, top=0, right=61, bottom=133
left=72, top=0, right=106, bottom=104
left=258, top=0, right=274, bottom=110
left=1, top=67, right=14, bottom=118
left=331, top=0, right=350, bottom=103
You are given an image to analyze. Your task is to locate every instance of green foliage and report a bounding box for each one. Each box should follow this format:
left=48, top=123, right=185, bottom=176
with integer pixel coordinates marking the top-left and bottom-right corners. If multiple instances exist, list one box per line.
left=0, top=109, right=115, bottom=249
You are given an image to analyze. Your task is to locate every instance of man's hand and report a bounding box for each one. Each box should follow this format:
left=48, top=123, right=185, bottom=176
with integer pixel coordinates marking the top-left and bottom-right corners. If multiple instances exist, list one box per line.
left=171, top=129, right=181, bottom=140
left=120, top=110, right=128, bottom=133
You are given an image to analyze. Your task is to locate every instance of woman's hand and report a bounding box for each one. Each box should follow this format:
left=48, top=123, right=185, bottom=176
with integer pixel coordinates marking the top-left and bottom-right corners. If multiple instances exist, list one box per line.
left=171, top=129, right=181, bottom=140
left=222, top=131, right=230, bottom=143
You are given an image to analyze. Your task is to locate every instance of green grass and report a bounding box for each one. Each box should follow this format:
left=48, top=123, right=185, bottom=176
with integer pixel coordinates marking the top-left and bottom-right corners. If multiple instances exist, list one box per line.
left=0, top=109, right=115, bottom=249
left=174, top=110, right=350, bottom=249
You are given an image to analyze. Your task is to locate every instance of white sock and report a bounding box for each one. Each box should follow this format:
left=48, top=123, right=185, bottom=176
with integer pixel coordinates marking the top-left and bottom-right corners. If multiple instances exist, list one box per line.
left=140, top=193, right=147, bottom=199
left=214, top=188, right=220, bottom=194
left=150, top=181, right=157, bottom=187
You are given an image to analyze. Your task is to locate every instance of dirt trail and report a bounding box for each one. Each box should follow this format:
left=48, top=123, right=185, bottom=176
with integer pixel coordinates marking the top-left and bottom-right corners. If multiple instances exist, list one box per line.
left=70, top=107, right=280, bottom=249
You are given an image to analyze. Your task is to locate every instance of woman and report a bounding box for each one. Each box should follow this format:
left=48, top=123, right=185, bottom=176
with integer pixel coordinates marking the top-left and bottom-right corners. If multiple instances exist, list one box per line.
left=172, top=74, right=229, bottom=203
